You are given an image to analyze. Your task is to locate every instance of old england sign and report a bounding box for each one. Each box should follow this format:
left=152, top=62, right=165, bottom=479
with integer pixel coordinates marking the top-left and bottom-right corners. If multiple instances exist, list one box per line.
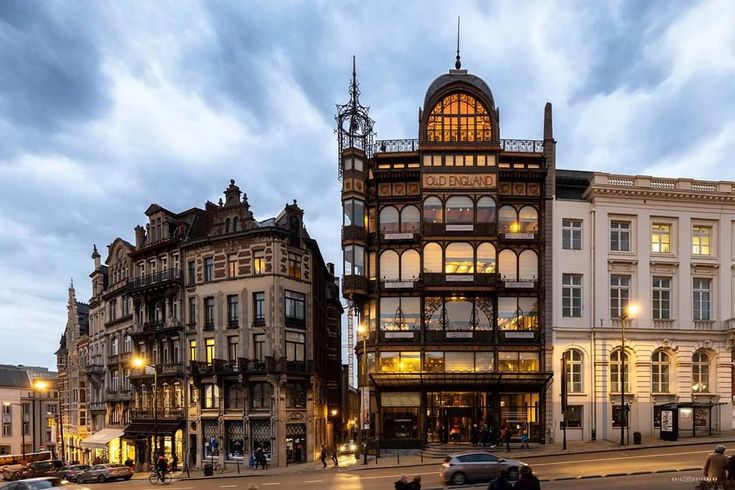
left=422, top=173, right=496, bottom=189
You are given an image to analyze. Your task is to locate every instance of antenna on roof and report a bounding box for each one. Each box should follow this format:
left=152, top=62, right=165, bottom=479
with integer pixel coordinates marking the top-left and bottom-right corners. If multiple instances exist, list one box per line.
left=455, top=16, right=461, bottom=70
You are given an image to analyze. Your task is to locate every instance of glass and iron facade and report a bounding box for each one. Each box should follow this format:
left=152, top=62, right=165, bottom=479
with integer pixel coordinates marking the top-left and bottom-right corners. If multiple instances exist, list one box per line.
left=339, top=64, right=555, bottom=448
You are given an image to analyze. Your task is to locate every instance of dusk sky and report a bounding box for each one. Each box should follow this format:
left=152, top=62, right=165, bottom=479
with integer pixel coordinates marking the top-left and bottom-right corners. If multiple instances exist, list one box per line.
left=1, top=0, right=733, bottom=369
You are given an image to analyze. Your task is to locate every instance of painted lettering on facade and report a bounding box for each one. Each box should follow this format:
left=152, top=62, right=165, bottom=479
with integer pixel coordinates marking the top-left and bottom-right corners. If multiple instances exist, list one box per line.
left=422, top=173, right=496, bottom=189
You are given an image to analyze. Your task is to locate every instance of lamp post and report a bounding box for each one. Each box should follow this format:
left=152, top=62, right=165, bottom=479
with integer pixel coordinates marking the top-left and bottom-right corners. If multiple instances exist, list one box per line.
left=132, top=357, right=158, bottom=463
left=619, top=303, right=639, bottom=446
left=356, top=324, right=368, bottom=465
left=3, top=402, right=26, bottom=461
left=560, top=353, right=568, bottom=451
left=31, top=380, right=52, bottom=457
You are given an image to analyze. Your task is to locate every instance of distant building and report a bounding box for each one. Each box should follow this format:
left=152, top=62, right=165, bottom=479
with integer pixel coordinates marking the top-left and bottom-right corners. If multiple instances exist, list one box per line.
left=55, top=283, right=89, bottom=462
left=552, top=171, right=735, bottom=443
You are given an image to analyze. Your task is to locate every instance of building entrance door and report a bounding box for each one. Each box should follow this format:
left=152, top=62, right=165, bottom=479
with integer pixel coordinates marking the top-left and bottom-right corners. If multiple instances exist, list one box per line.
left=444, top=407, right=473, bottom=443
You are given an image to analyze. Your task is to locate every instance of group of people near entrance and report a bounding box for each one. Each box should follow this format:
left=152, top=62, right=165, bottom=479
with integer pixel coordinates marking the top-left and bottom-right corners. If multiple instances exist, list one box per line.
left=703, top=445, right=735, bottom=488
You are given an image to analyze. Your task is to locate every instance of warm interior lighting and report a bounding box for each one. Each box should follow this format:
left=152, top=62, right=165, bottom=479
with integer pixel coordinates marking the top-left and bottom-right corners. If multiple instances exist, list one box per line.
left=509, top=222, right=521, bottom=233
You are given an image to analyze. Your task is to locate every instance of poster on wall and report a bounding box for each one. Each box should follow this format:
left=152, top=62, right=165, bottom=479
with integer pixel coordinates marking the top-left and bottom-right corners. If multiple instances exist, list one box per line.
left=661, top=410, right=673, bottom=432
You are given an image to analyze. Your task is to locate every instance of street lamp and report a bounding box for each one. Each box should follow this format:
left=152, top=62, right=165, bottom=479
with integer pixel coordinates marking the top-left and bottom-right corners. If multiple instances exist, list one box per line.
left=620, top=303, right=639, bottom=446
left=3, top=402, right=26, bottom=461
left=132, top=357, right=158, bottom=463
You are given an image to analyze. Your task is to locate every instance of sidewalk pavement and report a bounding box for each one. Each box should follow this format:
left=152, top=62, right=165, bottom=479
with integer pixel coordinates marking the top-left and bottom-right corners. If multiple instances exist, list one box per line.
left=141, top=431, right=735, bottom=481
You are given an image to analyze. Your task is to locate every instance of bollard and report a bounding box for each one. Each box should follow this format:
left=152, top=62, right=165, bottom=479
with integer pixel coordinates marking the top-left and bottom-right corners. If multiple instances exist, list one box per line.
left=397, top=452, right=400, bottom=465
left=420, top=452, right=423, bottom=463
left=236, top=459, right=240, bottom=474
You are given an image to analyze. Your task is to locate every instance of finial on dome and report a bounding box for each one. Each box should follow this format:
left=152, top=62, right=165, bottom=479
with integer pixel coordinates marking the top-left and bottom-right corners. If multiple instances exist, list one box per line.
left=455, top=17, right=461, bottom=70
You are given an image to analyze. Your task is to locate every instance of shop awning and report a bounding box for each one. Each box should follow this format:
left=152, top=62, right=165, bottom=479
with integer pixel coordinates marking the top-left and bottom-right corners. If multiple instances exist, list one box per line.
left=123, top=421, right=184, bottom=438
left=369, top=372, right=553, bottom=391
left=81, top=427, right=126, bottom=449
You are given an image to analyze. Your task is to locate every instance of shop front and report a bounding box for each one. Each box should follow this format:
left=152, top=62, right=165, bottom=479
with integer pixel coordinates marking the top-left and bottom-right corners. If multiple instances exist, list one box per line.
left=123, top=421, right=184, bottom=470
left=80, top=427, right=135, bottom=464
left=370, top=372, right=551, bottom=448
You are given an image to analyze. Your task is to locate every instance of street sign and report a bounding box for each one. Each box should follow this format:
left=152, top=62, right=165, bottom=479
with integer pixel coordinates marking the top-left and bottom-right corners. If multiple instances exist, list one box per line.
left=209, top=436, right=218, bottom=449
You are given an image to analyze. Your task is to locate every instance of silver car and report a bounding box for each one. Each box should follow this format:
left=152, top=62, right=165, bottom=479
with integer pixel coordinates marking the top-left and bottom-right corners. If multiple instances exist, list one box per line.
left=440, top=451, right=524, bottom=485
left=76, top=465, right=132, bottom=483
left=0, top=476, right=89, bottom=490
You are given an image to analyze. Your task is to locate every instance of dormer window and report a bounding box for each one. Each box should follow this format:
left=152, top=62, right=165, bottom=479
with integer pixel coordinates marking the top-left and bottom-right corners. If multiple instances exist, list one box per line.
left=426, top=93, right=491, bottom=143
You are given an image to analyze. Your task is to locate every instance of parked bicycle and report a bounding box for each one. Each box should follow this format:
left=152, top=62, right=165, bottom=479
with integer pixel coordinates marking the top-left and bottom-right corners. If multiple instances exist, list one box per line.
left=148, top=470, right=172, bottom=485
left=202, top=461, right=225, bottom=475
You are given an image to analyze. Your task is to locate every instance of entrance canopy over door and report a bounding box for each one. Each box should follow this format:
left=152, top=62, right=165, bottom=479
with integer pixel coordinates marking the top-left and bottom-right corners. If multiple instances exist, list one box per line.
left=81, top=427, right=127, bottom=449
left=370, top=372, right=553, bottom=391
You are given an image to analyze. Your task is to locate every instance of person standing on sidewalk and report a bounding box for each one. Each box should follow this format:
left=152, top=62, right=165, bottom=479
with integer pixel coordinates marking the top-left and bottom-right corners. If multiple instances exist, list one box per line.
left=320, top=445, right=327, bottom=469
left=471, top=424, right=479, bottom=447
left=331, top=447, right=339, bottom=467
left=501, top=426, right=511, bottom=452
left=704, top=444, right=728, bottom=486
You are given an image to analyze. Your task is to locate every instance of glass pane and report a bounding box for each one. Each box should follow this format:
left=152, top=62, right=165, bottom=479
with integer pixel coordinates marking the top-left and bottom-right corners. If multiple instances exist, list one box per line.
left=476, top=197, right=496, bottom=223
left=400, top=206, right=420, bottom=233
left=498, top=250, right=517, bottom=281
left=445, top=242, right=474, bottom=274
left=423, top=243, right=443, bottom=273
left=497, top=297, right=517, bottom=330
left=423, top=197, right=443, bottom=223
left=380, top=298, right=400, bottom=330
left=400, top=352, right=421, bottom=372
left=498, top=206, right=517, bottom=233
left=380, top=207, right=400, bottom=233
left=475, top=352, right=494, bottom=372
left=378, top=352, right=399, bottom=372
left=424, top=352, right=444, bottom=372
left=497, top=352, right=518, bottom=371
left=445, top=298, right=473, bottom=330
left=518, top=206, right=538, bottom=233
left=518, top=250, right=538, bottom=281
left=476, top=243, right=496, bottom=274
left=445, top=196, right=474, bottom=224
left=401, top=297, right=421, bottom=330
left=380, top=251, right=400, bottom=281
left=445, top=352, right=474, bottom=372
left=400, top=250, right=420, bottom=281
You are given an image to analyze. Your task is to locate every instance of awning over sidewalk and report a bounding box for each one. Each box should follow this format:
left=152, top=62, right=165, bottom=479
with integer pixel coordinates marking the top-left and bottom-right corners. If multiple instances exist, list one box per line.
left=81, top=427, right=126, bottom=449
left=369, top=371, right=553, bottom=391
left=123, top=421, right=184, bottom=438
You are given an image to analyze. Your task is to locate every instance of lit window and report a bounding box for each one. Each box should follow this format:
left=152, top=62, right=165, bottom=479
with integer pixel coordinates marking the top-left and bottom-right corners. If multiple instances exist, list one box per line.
left=444, top=242, right=474, bottom=274
left=227, top=255, right=238, bottom=278
left=476, top=243, right=496, bottom=274
left=253, top=250, right=265, bottom=275
left=692, top=350, right=709, bottom=393
left=205, top=338, right=215, bottom=365
left=426, top=93, right=492, bottom=142
left=498, top=206, right=518, bottom=233
left=651, top=224, right=671, bottom=253
left=692, top=225, right=712, bottom=255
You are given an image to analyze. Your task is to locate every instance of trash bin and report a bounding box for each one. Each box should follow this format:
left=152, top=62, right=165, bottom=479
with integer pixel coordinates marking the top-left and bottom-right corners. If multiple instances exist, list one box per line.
left=633, top=431, right=642, bottom=444
left=203, top=463, right=213, bottom=476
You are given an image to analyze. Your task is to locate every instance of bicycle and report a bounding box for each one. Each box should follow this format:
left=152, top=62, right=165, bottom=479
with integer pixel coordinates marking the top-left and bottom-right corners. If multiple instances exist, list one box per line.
left=202, top=461, right=225, bottom=475
left=148, top=470, right=172, bottom=485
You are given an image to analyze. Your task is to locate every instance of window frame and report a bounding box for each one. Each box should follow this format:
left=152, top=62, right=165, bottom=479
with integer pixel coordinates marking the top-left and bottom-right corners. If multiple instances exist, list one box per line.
left=652, top=277, right=671, bottom=320
left=610, top=220, right=631, bottom=252
left=562, top=273, right=583, bottom=318
left=693, top=278, right=712, bottom=321
left=562, top=219, right=582, bottom=250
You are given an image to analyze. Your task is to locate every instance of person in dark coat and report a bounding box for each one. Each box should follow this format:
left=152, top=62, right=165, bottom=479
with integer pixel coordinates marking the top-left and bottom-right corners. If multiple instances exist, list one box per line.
left=480, top=424, right=489, bottom=447
left=406, top=475, right=421, bottom=489
left=331, top=447, right=339, bottom=467
left=501, top=426, right=511, bottom=452
left=726, top=453, right=735, bottom=482
left=514, top=465, right=541, bottom=490
left=470, top=424, right=479, bottom=447
left=394, top=474, right=409, bottom=490
left=320, top=445, right=327, bottom=469
left=488, top=469, right=513, bottom=490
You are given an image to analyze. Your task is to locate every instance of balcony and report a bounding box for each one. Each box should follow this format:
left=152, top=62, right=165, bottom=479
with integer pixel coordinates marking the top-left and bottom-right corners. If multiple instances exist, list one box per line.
left=106, top=354, right=120, bottom=368
left=128, top=363, right=184, bottom=379
left=89, top=402, right=106, bottom=412
left=342, top=225, right=367, bottom=243
left=105, top=389, right=133, bottom=402
left=342, top=275, right=368, bottom=297
left=127, top=269, right=183, bottom=295
left=131, top=320, right=184, bottom=338
left=370, top=138, right=544, bottom=154
left=130, top=408, right=184, bottom=420
left=423, top=273, right=497, bottom=288
left=86, top=363, right=104, bottom=376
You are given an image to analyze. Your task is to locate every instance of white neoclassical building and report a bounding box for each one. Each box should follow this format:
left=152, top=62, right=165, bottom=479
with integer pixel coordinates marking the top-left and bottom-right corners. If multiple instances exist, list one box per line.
left=551, top=170, right=735, bottom=443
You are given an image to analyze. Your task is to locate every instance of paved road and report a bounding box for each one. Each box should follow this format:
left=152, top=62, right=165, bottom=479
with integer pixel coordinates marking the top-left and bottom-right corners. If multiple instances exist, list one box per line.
left=88, top=442, right=717, bottom=489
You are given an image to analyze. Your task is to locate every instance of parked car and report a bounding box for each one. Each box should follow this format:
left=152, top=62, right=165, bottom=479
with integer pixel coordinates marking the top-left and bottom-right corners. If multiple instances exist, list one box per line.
left=338, top=440, right=357, bottom=455
left=19, top=462, right=64, bottom=480
left=0, top=476, right=89, bottom=490
left=440, top=451, right=524, bottom=486
left=75, top=465, right=132, bottom=483
left=57, top=467, right=89, bottom=483
left=2, top=465, right=26, bottom=482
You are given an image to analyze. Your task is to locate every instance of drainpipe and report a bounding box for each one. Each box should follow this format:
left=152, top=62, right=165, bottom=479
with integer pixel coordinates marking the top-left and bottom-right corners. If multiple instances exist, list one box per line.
left=590, top=207, right=597, bottom=441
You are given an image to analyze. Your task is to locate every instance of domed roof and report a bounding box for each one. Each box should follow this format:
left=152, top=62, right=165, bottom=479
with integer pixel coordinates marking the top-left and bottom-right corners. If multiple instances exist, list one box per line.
left=423, top=69, right=496, bottom=111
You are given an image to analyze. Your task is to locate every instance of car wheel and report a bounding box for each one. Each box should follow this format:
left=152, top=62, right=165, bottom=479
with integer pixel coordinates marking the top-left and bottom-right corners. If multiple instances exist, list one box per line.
left=98, top=474, right=107, bottom=483
left=451, top=472, right=467, bottom=485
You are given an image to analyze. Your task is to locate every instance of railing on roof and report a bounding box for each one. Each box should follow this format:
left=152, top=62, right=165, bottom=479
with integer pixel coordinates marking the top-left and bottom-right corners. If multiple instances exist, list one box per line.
left=595, top=174, right=733, bottom=194
left=370, top=138, right=544, bottom=154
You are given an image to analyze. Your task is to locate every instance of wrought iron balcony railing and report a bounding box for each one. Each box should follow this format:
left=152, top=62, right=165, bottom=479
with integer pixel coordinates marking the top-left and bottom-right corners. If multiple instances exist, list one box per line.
left=127, top=269, right=183, bottom=294
left=130, top=408, right=184, bottom=420
left=370, top=138, right=545, bottom=154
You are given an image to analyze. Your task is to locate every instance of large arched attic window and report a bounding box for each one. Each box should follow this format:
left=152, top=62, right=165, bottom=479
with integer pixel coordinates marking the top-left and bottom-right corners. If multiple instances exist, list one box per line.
left=426, top=93, right=492, bottom=142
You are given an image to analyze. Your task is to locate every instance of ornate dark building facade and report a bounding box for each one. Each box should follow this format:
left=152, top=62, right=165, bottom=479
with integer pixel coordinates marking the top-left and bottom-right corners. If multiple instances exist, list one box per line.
left=339, top=58, right=555, bottom=448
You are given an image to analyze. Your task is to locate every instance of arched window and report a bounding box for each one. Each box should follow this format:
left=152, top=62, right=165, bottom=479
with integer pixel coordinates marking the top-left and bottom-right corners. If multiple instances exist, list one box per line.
left=423, top=197, right=443, bottom=223
left=692, top=350, right=710, bottom=393
left=379, top=250, right=400, bottom=281
left=445, top=196, right=474, bottom=224
left=498, top=206, right=518, bottom=233
left=476, top=197, right=496, bottom=223
left=652, top=350, right=670, bottom=393
left=227, top=384, right=245, bottom=409
left=233, top=217, right=239, bottom=232
left=225, top=218, right=231, bottom=233
left=426, top=92, right=492, bottom=142
left=519, top=206, right=538, bottom=233
left=400, top=206, right=421, bottom=233
left=401, top=250, right=420, bottom=281
left=564, top=349, right=583, bottom=393
left=445, top=242, right=474, bottom=274
left=610, top=349, right=629, bottom=393
left=423, top=243, right=443, bottom=273
left=518, top=250, right=538, bottom=281
left=498, top=250, right=518, bottom=281
left=380, top=206, right=399, bottom=234
left=476, top=243, right=496, bottom=274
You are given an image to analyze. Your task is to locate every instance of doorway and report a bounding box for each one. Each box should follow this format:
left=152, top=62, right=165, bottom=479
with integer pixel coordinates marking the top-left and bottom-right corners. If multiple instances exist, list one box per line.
left=444, top=407, right=473, bottom=443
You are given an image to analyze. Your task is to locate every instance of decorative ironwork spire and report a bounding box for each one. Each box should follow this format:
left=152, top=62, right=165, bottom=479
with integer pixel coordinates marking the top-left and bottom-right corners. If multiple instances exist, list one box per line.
left=335, top=55, right=375, bottom=181
left=455, top=16, right=461, bottom=70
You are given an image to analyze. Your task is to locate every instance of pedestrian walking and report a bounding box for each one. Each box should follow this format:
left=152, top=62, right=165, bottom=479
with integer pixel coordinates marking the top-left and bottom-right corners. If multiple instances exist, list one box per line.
left=520, top=430, right=530, bottom=449
left=255, top=446, right=266, bottom=470
left=501, top=426, right=511, bottom=452
left=171, top=454, right=178, bottom=472
left=331, top=447, right=339, bottom=467
left=320, top=444, right=327, bottom=469
left=487, top=469, right=513, bottom=490
left=514, top=465, right=541, bottom=490
left=704, top=445, right=729, bottom=486
left=470, top=424, right=479, bottom=447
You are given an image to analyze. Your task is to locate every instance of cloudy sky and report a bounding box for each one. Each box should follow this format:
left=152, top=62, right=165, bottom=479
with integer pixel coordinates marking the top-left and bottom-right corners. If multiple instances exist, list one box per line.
left=1, top=0, right=734, bottom=369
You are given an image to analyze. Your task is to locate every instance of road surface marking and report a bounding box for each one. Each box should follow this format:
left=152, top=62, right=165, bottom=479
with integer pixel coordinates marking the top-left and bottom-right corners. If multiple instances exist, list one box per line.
left=220, top=485, right=238, bottom=488
left=262, top=484, right=280, bottom=486
left=304, top=480, right=323, bottom=483
left=530, top=449, right=710, bottom=467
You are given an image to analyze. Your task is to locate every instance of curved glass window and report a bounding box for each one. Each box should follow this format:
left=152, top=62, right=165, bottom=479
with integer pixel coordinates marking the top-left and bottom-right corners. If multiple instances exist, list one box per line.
left=518, top=250, right=538, bottom=281
left=519, top=206, right=538, bottom=233
left=476, top=243, right=496, bottom=274
left=379, top=250, right=400, bottom=281
left=424, top=297, right=444, bottom=330
left=380, top=206, right=399, bottom=234
left=498, top=206, right=518, bottom=233
left=344, top=245, right=365, bottom=276
left=652, top=350, right=670, bottom=393
left=426, top=93, right=492, bottom=142
left=423, top=197, right=443, bottom=223
left=343, top=199, right=365, bottom=228
left=498, top=250, right=518, bottom=281
left=692, top=350, right=710, bottom=393
left=400, top=206, right=421, bottom=233
left=445, top=196, right=474, bottom=224
left=423, top=243, right=443, bottom=273
left=445, top=242, right=474, bottom=274
left=401, top=250, right=420, bottom=281
left=445, top=298, right=473, bottom=331
left=476, top=197, right=496, bottom=223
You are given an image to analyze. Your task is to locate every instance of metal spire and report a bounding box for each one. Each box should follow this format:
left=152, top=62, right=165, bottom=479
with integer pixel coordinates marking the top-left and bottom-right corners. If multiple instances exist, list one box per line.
left=455, top=16, right=461, bottom=70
